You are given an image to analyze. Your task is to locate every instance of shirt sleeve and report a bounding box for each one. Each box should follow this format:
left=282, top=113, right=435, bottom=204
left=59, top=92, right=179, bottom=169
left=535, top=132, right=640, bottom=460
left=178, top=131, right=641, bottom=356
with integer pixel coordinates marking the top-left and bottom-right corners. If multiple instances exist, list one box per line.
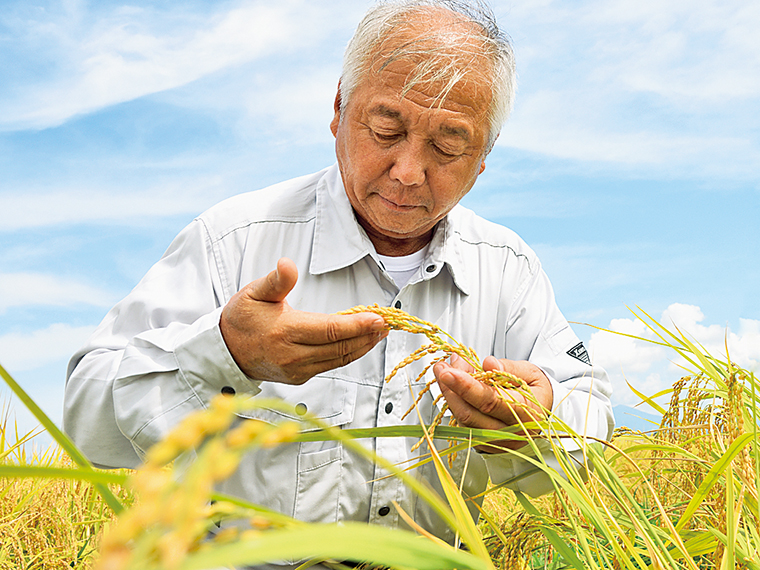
left=481, top=257, right=615, bottom=496
left=63, top=219, right=260, bottom=468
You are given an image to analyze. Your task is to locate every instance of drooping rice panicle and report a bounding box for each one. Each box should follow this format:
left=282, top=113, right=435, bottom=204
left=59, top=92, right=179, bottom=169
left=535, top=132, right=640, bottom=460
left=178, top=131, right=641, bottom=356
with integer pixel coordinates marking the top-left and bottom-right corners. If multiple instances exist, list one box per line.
left=401, top=356, right=450, bottom=421
left=340, top=304, right=534, bottom=435
left=385, top=344, right=438, bottom=384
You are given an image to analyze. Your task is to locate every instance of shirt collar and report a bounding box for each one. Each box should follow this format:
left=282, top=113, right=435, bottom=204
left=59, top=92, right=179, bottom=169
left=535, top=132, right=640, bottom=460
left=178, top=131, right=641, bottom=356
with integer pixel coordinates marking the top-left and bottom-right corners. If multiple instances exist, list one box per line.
left=426, top=212, right=472, bottom=296
left=310, top=164, right=375, bottom=275
left=310, top=163, right=472, bottom=296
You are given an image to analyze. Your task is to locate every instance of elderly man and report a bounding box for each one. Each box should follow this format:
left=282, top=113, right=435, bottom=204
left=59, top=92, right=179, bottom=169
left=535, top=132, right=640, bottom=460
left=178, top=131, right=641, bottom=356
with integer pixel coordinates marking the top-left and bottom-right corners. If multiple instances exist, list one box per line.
left=65, top=0, right=613, bottom=552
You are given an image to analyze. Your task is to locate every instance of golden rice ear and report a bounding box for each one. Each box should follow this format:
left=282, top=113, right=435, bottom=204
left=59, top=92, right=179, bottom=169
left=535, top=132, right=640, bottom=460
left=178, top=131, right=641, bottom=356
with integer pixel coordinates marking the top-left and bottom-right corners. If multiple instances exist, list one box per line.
left=338, top=303, right=538, bottom=456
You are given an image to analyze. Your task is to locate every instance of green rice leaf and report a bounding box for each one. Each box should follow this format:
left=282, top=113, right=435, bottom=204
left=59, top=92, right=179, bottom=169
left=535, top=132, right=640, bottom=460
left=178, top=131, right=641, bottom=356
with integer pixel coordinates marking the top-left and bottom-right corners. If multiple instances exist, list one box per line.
left=625, top=380, right=667, bottom=415
left=675, top=432, right=754, bottom=532
left=0, top=362, right=124, bottom=513
left=514, top=492, right=586, bottom=570
left=0, top=464, right=128, bottom=485
left=707, top=527, right=760, bottom=570
left=180, top=523, right=492, bottom=570
left=414, top=416, right=492, bottom=565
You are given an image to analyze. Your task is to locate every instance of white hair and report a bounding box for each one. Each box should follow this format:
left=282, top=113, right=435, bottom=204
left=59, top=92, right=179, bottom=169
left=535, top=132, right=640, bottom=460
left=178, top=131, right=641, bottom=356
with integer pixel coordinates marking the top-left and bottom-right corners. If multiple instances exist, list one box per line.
left=339, top=0, right=516, bottom=152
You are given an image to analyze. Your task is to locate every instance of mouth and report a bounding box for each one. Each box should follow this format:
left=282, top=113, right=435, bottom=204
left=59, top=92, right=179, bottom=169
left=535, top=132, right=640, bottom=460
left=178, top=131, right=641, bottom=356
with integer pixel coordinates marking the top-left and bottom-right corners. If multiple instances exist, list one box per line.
left=377, top=194, right=419, bottom=212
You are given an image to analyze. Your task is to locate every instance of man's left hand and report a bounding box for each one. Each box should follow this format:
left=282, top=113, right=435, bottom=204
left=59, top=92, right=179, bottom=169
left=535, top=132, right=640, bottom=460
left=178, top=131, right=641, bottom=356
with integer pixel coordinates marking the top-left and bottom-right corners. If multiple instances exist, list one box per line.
left=433, top=356, right=554, bottom=453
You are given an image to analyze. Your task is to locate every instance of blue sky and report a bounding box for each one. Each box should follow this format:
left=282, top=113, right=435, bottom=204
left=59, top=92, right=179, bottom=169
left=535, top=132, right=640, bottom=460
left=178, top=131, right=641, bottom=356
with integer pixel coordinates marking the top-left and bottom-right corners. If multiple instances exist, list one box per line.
left=1, top=0, right=758, bottom=438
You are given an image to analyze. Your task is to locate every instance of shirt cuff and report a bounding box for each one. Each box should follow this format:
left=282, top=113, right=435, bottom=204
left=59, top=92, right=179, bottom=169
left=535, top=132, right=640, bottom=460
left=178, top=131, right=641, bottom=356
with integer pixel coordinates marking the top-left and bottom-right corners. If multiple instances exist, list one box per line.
left=480, top=443, right=587, bottom=498
left=174, top=307, right=262, bottom=403
left=478, top=366, right=587, bottom=497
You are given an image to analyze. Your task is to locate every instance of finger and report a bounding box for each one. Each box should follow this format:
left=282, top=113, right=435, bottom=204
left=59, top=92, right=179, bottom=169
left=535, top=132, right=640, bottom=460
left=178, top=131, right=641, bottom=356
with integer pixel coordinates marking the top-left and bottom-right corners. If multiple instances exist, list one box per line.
left=434, top=365, right=536, bottom=453
left=285, top=328, right=388, bottom=366
left=435, top=364, right=532, bottom=425
left=485, top=358, right=542, bottom=385
left=248, top=258, right=299, bottom=303
left=435, top=367, right=507, bottom=430
left=286, top=311, right=386, bottom=346
left=482, top=355, right=505, bottom=372
left=448, top=354, right=476, bottom=373
left=483, top=358, right=554, bottom=412
left=277, top=331, right=389, bottom=384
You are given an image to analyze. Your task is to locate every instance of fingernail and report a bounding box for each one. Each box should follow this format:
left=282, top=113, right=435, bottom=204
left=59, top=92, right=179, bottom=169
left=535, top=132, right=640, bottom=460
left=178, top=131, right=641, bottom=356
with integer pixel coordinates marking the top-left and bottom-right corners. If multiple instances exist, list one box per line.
left=370, top=318, right=386, bottom=332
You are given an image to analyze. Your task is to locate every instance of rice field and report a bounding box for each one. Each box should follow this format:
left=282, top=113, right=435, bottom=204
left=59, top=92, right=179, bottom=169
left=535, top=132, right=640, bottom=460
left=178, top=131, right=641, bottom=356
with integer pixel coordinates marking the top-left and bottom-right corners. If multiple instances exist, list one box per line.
left=1, top=309, right=758, bottom=569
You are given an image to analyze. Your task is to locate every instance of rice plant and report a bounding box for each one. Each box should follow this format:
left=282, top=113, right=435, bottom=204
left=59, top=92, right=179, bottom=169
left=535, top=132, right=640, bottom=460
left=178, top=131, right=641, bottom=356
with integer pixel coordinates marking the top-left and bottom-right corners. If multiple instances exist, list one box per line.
left=0, top=306, right=757, bottom=569
left=0, top=396, right=133, bottom=569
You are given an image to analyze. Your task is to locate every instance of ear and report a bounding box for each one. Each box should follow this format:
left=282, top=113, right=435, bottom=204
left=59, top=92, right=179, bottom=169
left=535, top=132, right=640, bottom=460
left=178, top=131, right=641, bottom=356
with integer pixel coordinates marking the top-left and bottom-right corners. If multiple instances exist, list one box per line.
left=330, top=81, right=342, bottom=137
left=479, top=132, right=499, bottom=174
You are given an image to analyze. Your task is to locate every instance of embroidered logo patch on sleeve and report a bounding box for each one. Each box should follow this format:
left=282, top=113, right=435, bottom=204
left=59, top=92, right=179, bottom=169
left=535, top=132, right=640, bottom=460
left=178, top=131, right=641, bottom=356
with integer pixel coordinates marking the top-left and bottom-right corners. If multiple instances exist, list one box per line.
left=567, top=342, right=591, bottom=365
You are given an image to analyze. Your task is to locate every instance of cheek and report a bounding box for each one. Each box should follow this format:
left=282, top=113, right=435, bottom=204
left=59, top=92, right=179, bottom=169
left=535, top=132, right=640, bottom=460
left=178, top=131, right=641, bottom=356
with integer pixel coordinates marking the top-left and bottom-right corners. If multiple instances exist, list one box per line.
left=430, top=171, right=475, bottom=210
left=352, top=147, right=394, bottom=187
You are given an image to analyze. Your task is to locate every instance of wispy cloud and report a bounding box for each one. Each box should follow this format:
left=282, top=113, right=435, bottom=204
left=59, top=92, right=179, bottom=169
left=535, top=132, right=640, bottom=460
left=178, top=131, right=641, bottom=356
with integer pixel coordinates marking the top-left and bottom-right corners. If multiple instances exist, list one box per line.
left=500, top=93, right=756, bottom=168
left=0, top=272, right=114, bottom=313
left=583, top=0, right=760, bottom=104
left=589, top=303, right=760, bottom=406
left=0, top=176, right=227, bottom=230
left=0, top=0, right=346, bottom=131
left=497, top=0, right=760, bottom=177
left=0, top=323, right=94, bottom=372
left=240, top=68, right=342, bottom=142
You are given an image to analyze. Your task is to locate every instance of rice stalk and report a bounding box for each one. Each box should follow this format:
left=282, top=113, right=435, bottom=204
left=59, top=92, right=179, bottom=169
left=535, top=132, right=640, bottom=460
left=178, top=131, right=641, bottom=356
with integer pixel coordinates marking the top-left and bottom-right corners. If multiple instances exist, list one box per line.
left=2, top=304, right=759, bottom=569
left=0, top=409, right=132, bottom=570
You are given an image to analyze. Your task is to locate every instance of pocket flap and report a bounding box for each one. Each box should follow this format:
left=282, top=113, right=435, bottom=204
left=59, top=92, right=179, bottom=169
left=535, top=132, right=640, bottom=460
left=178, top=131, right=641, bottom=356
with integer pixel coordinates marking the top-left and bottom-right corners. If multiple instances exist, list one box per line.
left=236, top=375, right=357, bottom=429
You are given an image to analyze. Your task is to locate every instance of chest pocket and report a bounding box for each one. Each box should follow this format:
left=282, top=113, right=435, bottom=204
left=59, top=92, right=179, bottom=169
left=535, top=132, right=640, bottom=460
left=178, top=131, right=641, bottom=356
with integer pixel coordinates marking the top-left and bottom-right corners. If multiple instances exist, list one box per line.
left=235, top=374, right=358, bottom=430
left=233, top=375, right=358, bottom=528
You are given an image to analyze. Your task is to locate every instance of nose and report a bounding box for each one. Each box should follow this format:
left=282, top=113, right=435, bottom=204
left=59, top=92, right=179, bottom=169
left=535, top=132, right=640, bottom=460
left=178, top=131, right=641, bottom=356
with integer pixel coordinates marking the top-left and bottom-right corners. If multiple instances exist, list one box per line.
left=388, top=140, right=426, bottom=187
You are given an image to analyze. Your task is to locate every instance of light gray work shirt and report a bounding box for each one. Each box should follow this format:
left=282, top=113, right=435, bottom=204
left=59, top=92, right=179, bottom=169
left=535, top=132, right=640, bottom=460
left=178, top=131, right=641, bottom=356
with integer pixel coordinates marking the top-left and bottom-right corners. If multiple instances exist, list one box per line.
left=65, top=164, right=614, bottom=545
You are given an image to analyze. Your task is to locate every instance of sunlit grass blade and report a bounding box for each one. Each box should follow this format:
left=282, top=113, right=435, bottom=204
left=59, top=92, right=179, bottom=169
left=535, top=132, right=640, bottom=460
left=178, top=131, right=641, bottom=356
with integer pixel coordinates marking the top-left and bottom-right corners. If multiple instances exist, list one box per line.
left=625, top=380, right=668, bottom=415
left=245, top=398, right=465, bottom=538
left=208, top=490, right=305, bottom=528
left=674, top=432, right=754, bottom=532
left=413, top=407, right=493, bottom=565
left=513, top=491, right=586, bottom=570
left=300, top=424, right=528, bottom=445
left=179, top=523, right=493, bottom=570
left=0, top=464, right=128, bottom=485
left=393, top=499, right=452, bottom=546
left=708, top=527, right=760, bottom=570
left=680, top=531, right=718, bottom=559
left=0, top=362, right=124, bottom=513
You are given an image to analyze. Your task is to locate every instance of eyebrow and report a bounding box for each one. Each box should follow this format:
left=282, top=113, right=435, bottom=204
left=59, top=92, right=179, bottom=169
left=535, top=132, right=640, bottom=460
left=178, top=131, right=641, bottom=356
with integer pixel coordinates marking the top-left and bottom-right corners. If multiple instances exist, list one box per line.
left=368, top=105, right=403, bottom=121
left=439, top=125, right=471, bottom=142
left=368, top=105, right=473, bottom=142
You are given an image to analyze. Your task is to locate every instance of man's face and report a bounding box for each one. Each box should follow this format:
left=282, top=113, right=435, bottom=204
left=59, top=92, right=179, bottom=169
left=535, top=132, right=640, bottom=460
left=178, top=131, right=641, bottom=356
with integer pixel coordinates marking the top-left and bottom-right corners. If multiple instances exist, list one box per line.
left=330, top=55, right=492, bottom=253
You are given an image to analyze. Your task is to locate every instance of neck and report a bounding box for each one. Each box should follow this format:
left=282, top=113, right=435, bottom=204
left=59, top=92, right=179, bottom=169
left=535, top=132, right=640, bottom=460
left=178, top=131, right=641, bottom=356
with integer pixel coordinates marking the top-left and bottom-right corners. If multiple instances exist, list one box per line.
left=356, top=217, right=433, bottom=257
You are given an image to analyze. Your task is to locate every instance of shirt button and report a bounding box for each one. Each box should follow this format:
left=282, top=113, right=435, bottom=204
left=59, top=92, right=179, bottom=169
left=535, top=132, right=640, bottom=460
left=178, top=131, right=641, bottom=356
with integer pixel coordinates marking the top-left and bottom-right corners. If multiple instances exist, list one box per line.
left=385, top=402, right=393, bottom=414
left=426, top=265, right=436, bottom=273
left=221, top=386, right=236, bottom=396
left=378, top=506, right=391, bottom=516
left=394, top=300, right=402, bottom=309
left=295, top=403, right=308, bottom=415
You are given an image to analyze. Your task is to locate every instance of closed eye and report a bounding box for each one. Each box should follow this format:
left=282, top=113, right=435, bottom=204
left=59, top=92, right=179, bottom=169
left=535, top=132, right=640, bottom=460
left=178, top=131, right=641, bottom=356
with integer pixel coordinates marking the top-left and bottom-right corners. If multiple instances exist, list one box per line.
left=431, top=143, right=461, bottom=159
left=372, top=129, right=403, bottom=143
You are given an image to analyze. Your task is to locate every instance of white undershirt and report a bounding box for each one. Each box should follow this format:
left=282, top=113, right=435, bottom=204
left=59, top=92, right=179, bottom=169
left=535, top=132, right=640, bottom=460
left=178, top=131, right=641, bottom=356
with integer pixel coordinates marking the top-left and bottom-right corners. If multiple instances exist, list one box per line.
left=377, top=245, right=429, bottom=289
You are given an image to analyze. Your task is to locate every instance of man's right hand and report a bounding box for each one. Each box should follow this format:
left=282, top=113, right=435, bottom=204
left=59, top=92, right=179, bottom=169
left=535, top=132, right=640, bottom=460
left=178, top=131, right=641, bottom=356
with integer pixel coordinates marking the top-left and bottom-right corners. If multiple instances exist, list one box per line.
left=219, top=257, right=388, bottom=385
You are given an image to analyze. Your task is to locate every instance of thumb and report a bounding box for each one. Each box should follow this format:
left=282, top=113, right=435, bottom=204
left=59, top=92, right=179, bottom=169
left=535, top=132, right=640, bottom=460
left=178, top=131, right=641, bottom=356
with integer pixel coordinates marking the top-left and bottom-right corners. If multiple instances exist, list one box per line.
left=248, top=258, right=298, bottom=303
